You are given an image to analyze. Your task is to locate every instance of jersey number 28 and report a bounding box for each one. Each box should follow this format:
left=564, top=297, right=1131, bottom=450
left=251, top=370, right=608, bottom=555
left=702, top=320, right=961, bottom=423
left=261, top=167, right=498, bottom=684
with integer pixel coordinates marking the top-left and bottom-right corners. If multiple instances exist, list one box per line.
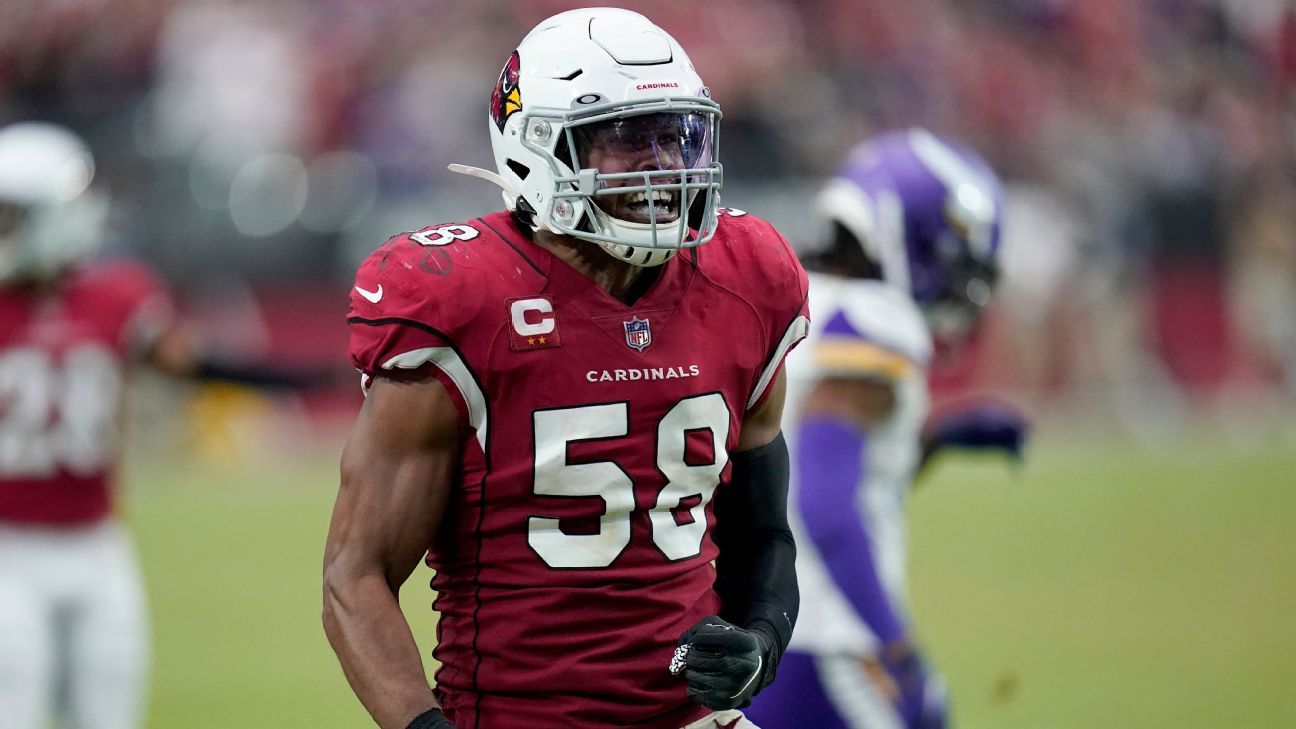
left=0, top=345, right=121, bottom=478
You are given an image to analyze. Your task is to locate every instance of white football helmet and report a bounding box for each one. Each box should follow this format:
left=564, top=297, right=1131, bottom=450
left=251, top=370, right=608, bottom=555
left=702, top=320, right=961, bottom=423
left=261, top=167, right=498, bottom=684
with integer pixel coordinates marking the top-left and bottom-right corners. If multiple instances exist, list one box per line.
left=0, top=122, right=107, bottom=283
left=467, top=8, right=722, bottom=267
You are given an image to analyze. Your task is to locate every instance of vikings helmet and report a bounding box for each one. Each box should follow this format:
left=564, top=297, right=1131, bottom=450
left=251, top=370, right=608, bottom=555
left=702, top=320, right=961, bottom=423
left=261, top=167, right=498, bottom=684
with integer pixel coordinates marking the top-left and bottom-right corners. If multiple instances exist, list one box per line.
left=0, top=122, right=107, bottom=283
left=814, top=128, right=1002, bottom=343
left=481, top=8, right=722, bottom=267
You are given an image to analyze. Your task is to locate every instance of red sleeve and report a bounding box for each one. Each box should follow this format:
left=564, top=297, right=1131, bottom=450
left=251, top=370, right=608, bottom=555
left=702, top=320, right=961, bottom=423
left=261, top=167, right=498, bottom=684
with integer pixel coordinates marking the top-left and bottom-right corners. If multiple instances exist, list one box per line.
left=345, top=237, right=480, bottom=429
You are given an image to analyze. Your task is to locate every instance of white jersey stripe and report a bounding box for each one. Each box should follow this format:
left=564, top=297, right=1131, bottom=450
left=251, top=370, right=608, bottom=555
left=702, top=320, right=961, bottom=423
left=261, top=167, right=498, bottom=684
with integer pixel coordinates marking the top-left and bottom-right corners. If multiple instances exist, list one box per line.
left=747, top=315, right=810, bottom=411
left=381, top=347, right=489, bottom=450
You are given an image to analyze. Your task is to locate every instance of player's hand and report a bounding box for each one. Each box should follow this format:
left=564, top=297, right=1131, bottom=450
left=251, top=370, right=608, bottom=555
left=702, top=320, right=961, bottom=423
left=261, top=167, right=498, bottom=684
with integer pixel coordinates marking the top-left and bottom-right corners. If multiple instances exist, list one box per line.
left=671, top=615, right=770, bottom=710
left=879, top=642, right=948, bottom=729
left=923, top=401, right=1029, bottom=461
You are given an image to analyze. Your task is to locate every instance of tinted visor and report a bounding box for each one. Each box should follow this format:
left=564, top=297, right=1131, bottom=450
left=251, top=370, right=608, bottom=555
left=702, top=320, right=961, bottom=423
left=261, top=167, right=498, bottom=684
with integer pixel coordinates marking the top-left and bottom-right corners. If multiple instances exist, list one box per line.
left=573, top=112, right=712, bottom=171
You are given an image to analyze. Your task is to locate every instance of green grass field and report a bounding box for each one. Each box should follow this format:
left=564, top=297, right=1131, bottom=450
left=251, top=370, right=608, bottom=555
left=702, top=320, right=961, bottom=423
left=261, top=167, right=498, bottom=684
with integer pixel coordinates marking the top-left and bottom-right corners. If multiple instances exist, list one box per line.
left=122, top=428, right=1296, bottom=729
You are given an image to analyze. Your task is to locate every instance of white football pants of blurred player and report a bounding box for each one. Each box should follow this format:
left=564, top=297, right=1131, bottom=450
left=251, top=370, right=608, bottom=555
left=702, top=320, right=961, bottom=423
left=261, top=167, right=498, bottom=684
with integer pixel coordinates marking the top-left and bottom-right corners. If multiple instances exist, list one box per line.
left=682, top=710, right=761, bottom=728
left=0, top=520, right=149, bottom=729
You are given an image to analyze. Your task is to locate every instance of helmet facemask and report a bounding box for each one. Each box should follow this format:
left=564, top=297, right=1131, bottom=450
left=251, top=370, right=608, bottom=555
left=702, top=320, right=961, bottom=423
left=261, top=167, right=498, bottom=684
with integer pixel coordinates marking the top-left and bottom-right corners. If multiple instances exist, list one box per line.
left=0, top=122, right=105, bottom=284
left=0, top=193, right=107, bottom=284
left=0, top=200, right=31, bottom=281
left=923, top=240, right=998, bottom=349
left=521, top=100, right=722, bottom=267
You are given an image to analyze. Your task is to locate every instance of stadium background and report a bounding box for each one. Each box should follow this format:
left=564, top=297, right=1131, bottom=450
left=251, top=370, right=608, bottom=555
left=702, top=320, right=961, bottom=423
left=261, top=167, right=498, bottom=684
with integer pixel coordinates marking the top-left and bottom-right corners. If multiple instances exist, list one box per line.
left=3, top=0, right=1295, bottom=727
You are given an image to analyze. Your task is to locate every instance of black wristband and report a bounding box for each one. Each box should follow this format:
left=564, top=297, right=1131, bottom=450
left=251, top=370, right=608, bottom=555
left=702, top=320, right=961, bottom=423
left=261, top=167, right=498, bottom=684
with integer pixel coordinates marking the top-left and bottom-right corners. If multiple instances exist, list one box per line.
left=745, top=618, right=785, bottom=690
left=407, top=707, right=455, bottom=729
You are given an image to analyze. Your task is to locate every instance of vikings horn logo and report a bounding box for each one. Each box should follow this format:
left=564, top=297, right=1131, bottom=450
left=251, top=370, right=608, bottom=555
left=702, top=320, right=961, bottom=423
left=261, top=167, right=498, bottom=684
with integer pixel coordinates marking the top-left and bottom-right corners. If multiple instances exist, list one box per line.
left=490, top=51, right=522, bottom=132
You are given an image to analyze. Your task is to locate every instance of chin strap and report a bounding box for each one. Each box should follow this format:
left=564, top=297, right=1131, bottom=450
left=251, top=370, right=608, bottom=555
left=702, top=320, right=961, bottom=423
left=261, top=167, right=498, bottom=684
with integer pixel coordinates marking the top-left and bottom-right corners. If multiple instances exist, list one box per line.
left=447, top=164, right=521, bottom=204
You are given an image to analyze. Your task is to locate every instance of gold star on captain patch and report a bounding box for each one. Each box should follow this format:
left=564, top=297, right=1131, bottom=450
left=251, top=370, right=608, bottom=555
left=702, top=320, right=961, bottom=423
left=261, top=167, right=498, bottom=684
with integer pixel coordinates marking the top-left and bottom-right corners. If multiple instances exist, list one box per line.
left=527, top=337, right=536, bottom=345
left=537, top=336, right=547, bottom=344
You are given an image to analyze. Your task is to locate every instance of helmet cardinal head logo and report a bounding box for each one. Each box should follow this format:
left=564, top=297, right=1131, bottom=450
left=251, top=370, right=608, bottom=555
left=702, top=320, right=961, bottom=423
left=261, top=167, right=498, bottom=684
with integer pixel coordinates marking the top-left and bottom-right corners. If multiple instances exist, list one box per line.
left=490, top=51, right=523, bottom=132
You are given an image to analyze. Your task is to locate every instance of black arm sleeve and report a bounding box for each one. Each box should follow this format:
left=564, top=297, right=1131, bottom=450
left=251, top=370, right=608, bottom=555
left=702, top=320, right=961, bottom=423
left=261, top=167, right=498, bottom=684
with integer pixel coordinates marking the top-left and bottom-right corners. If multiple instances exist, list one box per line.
left=712, top=431, right=798, bottom=686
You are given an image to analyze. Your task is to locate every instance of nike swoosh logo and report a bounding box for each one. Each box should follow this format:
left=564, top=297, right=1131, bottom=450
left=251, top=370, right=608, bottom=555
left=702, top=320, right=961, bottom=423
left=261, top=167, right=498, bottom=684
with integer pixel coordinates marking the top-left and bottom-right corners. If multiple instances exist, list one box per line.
left=355, top=284, right=383, bottom=303
left=728, top=655, right=761, bottom=700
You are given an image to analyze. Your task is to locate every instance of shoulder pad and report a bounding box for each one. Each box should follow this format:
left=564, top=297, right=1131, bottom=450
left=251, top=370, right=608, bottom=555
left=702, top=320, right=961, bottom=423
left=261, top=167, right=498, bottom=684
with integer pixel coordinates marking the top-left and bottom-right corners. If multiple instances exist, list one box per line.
left=73, top=257, right=175, bottom=352
left=74, top=257, right=170, bottom=313
left=822, top=279, right=932, bottom=368
left=702, top=209, right=806, bottom=299
left=348, top=219, right=506, bottom=332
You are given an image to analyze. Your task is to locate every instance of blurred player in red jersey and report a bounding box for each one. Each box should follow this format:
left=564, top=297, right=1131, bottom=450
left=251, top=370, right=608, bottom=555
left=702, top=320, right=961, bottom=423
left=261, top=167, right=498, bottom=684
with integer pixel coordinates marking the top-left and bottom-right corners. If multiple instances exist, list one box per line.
left=0, top=121, right=186, bottom=729
left=323, top=8, right=807, bottom=729
left=0, top=121, right=318, bottom=729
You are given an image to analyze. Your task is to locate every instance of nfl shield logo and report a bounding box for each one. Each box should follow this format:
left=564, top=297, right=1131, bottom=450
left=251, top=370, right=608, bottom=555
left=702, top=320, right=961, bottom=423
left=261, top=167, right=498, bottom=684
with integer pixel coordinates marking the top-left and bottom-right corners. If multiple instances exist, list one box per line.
left=623, top=316, right=652, bottom=352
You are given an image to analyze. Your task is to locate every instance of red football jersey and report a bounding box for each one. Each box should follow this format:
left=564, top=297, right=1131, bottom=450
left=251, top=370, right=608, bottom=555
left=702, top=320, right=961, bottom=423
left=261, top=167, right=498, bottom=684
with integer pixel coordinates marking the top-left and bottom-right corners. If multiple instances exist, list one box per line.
left=0, top=260, right=173, bottom=525
left=348, top=211, right=809, bottom=729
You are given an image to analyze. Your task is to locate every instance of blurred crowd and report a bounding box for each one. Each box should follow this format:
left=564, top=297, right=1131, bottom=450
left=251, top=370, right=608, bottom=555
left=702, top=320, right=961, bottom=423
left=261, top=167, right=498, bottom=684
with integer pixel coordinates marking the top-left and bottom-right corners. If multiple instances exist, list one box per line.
left=2, top=0, right=1294, bottom=434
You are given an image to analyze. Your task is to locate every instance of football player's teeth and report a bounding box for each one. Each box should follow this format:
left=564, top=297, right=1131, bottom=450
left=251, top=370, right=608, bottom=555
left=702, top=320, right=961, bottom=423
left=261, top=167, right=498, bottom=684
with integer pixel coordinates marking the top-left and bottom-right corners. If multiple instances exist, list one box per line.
left=626, top=191, right=675, bottom=213
left=628, top=191, right=673, bottom=205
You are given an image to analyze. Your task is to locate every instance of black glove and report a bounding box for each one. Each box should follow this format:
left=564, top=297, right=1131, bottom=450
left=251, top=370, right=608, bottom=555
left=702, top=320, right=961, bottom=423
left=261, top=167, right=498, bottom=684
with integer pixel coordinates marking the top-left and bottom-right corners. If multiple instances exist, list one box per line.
left=407, top=707, right=455, bottom=729
left=923, top=402, right=1029, bottom=461
left=671, top=615, right=778, bottom=710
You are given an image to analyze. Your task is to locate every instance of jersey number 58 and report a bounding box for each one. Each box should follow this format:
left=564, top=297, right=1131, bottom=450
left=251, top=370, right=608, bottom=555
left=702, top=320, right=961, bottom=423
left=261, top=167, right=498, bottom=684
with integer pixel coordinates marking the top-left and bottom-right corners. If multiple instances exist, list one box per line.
left=529, top=393, right=729, bottom=569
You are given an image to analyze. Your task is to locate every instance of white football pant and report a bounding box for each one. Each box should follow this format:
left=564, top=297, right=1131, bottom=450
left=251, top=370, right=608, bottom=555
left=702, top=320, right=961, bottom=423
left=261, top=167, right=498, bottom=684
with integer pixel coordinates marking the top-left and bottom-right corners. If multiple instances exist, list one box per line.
left=681, top=710, right=761, bottom=728
left=0, top=520, right=149, bottom=729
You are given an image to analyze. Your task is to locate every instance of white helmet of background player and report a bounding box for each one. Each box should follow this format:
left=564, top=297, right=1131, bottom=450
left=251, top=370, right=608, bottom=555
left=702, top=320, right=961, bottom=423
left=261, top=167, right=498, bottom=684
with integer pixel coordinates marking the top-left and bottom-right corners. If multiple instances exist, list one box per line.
left=474, top=8, right=722, bottom=267
left=0, top=122, right=108, bottom=283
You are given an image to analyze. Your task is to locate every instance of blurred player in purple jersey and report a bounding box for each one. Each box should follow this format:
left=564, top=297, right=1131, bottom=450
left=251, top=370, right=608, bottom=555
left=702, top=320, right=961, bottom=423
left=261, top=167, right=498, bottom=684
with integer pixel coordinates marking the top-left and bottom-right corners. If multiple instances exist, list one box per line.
left=746, top=129, right=1027, bottom=729
left=323, top=8, right=807, bottom=729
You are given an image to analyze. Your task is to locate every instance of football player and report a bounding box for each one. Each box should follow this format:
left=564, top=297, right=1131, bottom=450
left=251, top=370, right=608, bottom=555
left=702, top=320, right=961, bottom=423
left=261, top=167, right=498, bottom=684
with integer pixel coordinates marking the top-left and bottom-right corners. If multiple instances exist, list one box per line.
left=323, top=9, right=807, bottom=729
left=745, top=129, right=1027, bottom=729
left=0, top=121, right=325, bottom=729
left=0, top=121, right=179, bottom=729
